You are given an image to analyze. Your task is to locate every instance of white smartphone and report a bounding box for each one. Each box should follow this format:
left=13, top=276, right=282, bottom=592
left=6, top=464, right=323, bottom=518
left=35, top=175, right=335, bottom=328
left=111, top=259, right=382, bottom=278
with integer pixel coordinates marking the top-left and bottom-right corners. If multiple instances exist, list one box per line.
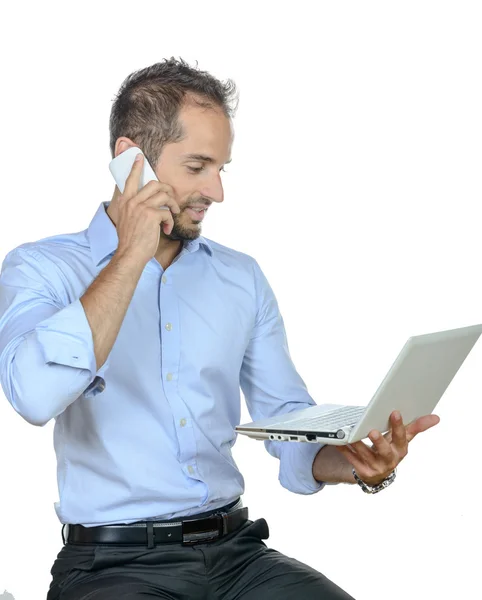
left=109, top=146, right=169, bottom=210
left=109, top=146, right=160, bottom=193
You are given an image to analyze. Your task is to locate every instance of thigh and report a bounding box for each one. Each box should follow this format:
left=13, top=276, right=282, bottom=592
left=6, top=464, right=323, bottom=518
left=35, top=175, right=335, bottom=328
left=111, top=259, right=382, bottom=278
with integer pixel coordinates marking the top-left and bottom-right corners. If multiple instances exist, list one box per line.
left=212, top=519, right=356, bottom=600
left=59, top=575, right=173, bottom=599
left=234, top=547, right=356, bottom=600
left=47, top=542, right=206, bottom=600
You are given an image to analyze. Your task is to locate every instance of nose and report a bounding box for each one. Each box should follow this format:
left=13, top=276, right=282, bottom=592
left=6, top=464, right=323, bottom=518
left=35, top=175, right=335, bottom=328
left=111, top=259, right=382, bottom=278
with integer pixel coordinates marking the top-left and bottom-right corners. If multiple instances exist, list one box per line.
left=199, top=171, right=224, bottom=204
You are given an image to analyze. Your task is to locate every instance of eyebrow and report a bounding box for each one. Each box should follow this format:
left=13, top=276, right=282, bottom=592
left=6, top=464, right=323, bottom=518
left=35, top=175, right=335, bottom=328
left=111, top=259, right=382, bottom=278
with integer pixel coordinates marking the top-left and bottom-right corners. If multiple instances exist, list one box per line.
left=182, top=153, right=232, bottom=164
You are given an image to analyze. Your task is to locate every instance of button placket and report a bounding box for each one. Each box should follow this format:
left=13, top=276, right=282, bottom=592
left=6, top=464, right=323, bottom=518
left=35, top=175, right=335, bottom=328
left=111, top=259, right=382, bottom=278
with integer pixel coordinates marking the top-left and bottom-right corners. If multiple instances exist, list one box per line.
left=159, top=271, right=196, bottom=468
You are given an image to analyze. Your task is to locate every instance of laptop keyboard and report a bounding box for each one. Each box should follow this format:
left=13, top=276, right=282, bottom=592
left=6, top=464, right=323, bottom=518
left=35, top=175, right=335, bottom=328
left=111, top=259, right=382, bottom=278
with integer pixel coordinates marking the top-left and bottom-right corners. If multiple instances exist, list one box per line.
left=282, top=405, right=365, bottom=431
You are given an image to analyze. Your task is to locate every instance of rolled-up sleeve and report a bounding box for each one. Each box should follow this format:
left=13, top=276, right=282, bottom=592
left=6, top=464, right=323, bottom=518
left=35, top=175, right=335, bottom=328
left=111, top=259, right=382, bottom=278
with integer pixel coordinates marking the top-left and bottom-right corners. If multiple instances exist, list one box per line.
left=239, top=259, right=325, bottom=495
left=0, top=248, right=108, bottom=426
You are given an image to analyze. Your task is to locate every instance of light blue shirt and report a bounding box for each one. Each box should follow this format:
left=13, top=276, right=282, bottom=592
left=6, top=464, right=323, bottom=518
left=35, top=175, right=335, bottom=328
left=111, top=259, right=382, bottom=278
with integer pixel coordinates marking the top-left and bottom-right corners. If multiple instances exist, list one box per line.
left=0, top=201, right=323, bottom=526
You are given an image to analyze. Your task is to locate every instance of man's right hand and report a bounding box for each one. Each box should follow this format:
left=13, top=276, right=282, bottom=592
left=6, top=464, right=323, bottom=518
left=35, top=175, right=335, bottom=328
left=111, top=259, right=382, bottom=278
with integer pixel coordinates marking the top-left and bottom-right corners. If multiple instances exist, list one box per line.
left=115, top=152, right=181, bottom=265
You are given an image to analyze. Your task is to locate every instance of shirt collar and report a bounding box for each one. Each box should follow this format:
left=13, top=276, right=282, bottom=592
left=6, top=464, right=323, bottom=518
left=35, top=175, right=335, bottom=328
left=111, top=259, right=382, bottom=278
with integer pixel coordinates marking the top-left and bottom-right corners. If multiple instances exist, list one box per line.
left=87, top=202, right=213, bottom=268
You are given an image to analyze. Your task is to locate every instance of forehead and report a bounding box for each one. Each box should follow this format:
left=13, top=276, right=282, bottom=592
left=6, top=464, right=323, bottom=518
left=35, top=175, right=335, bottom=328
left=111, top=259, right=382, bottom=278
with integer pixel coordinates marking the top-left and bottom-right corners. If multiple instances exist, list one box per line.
left=175, top=102, right=234, bottom=158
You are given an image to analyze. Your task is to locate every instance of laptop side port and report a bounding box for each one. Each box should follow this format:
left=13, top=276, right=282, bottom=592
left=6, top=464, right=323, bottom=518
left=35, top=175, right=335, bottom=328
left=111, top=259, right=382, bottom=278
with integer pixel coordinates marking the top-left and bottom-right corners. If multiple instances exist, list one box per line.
left=306, top=434, right=317, bottom=441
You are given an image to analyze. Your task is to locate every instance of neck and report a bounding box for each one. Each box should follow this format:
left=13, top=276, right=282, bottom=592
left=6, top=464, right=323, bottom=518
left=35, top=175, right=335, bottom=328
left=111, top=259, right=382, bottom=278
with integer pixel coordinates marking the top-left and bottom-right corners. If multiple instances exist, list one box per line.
left=107, top=189, right=183, bottom=270
left=154, top=236, right=183, bottom=270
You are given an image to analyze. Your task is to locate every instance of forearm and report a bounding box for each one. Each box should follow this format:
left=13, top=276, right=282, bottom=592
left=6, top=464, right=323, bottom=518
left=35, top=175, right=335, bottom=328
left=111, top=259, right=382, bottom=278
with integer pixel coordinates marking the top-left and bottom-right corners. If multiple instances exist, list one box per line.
left=1, top=298, right=111, bottom=426
left=80, top=251, right=144, bottom=370
left=3, top=336, right=108, bottom=426
left=0, top=248, right=143, bottom=426
left=312, top=445, right=357, bottom=484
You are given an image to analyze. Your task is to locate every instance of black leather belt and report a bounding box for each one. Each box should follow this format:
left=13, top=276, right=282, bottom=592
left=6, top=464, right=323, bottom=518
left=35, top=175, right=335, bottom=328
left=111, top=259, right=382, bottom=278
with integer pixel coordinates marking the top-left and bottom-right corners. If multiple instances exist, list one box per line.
left=64, top=500, right=248, bottom=548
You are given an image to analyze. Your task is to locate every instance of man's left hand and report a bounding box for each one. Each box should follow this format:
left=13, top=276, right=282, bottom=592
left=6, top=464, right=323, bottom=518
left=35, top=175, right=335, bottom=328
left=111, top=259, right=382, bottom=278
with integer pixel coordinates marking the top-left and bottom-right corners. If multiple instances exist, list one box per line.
left=335, top=410, right=440, bottom=487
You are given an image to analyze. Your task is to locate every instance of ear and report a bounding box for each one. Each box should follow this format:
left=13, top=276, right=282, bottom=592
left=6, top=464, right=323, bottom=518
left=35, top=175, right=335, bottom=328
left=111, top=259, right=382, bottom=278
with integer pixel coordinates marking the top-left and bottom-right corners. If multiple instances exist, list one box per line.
left=114, top=137, right=139, bottom=158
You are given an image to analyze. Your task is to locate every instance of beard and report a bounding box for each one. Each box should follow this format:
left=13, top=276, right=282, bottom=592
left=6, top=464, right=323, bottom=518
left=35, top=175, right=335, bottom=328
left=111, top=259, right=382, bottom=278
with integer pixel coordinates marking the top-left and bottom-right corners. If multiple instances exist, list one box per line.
left=161, top=207, right=202, bottom=241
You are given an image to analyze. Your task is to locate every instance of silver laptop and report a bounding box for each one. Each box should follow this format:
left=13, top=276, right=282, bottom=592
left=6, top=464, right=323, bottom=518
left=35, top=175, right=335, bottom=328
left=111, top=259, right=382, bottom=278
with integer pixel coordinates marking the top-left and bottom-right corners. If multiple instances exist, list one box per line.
left=236, top=324, right=482, bottom=446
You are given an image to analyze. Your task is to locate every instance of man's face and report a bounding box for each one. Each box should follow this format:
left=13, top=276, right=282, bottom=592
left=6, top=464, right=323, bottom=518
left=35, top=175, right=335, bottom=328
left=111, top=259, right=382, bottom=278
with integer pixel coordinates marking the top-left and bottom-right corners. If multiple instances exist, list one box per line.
left=154, top=102, right=233, bottom=241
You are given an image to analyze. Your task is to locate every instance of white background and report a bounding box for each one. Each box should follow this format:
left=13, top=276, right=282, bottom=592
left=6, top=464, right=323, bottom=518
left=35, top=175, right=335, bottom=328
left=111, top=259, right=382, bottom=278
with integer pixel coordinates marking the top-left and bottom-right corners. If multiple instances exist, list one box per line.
left=0, top=1, right=481, bottom=598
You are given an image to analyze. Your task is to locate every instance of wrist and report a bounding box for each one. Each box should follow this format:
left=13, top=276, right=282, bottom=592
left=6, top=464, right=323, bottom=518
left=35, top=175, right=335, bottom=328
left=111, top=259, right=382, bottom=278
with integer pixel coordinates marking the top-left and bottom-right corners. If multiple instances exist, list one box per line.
left=356, top=469, right=395, bottom=487
left=353, top=468, right=397, bottom=494
left=312, top=445, right=357, bottom=484
left=111, top=250, right=147, bottom=276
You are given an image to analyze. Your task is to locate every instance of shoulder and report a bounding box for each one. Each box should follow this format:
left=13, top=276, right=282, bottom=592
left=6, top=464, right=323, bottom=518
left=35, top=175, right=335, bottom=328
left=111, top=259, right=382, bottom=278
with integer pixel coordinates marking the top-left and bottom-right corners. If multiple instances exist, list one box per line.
left=202, top=237, right=261, bottom=274
left=202, top=238, right=274, bottom=306
left=1, top=230, right=91, bottom=305
left=2, top=228, right=90, bottom=270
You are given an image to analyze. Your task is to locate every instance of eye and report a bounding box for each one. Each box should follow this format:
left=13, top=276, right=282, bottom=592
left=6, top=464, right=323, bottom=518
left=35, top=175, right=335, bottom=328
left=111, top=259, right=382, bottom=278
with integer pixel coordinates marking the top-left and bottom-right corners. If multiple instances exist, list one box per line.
left=187, top=166, right=204, bottom=174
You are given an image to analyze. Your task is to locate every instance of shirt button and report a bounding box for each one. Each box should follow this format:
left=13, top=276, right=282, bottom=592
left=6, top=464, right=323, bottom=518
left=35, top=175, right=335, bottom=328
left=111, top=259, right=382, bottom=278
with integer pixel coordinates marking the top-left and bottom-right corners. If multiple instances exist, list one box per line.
left=180, top=418, right=187, bottom=427
left=188, top=465, right=194, bottom=475
left=162, top=275, right=167, bottom=284
left=166, top=373, right=173, bottom=381
left=165, top=323, right=172, bottom=331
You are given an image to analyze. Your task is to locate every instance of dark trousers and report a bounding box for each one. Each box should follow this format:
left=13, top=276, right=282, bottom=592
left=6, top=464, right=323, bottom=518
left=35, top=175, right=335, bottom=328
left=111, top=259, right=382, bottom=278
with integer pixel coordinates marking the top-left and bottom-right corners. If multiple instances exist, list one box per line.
left=47, top=518, right=355, bottom=599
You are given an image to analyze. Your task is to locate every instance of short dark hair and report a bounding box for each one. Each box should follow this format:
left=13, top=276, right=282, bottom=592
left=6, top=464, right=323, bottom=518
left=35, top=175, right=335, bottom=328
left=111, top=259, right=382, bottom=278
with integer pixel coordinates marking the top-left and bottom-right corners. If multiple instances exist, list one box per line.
left=109, top=57, right=239, bottom=169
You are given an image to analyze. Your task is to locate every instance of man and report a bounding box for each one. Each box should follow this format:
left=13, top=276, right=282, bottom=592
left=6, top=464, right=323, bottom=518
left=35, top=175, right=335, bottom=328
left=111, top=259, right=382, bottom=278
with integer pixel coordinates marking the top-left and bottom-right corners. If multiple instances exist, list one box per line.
left=0, top=58, right=439, bottom=599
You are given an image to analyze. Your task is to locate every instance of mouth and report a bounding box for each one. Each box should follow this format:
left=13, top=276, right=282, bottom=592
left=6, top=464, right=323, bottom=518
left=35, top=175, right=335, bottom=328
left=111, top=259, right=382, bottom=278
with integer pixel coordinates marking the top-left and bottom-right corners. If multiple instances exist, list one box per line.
left=185, top=206, right=208, bottom=222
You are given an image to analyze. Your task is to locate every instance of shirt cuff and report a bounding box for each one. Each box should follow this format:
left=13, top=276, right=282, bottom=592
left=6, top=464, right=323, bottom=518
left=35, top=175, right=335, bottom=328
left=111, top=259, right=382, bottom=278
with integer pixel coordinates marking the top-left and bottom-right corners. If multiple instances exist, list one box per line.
left=34, top=298, right=109, bottom=396
left=267, top=439, right=326, bottom=494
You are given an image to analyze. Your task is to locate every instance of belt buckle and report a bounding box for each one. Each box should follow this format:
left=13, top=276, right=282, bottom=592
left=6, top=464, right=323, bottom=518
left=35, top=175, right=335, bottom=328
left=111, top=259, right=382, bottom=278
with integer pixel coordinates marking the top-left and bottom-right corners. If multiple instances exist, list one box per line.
left=181, top=512, right=227, bottom=546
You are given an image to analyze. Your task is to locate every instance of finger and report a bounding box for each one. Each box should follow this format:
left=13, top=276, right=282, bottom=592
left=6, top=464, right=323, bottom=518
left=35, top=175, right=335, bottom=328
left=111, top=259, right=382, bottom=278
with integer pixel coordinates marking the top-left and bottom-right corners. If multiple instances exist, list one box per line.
left=162, top=220, right=174, bottom=236
left=122, top=152, right=144, bottom=200
left=368, top=430, right=396, bottom=462
left=139, top=179, right=176, bottom=198
left=390, top=411, right=408, bottom=452
left=144, top=190, right=181, bottom=214
left=347, top=440, right=377, bottom=465
left=132, top=180, right=176, bottom=206
left=406, top=414, right=440, bottom=443
left=146, top=206, right=175, bottom=235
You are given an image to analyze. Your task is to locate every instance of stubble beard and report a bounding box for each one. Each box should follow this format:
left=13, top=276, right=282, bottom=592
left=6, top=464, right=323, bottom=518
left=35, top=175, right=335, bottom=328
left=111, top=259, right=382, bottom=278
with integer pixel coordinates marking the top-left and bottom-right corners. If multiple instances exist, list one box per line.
left=161, top=209, right=202, bottom=242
